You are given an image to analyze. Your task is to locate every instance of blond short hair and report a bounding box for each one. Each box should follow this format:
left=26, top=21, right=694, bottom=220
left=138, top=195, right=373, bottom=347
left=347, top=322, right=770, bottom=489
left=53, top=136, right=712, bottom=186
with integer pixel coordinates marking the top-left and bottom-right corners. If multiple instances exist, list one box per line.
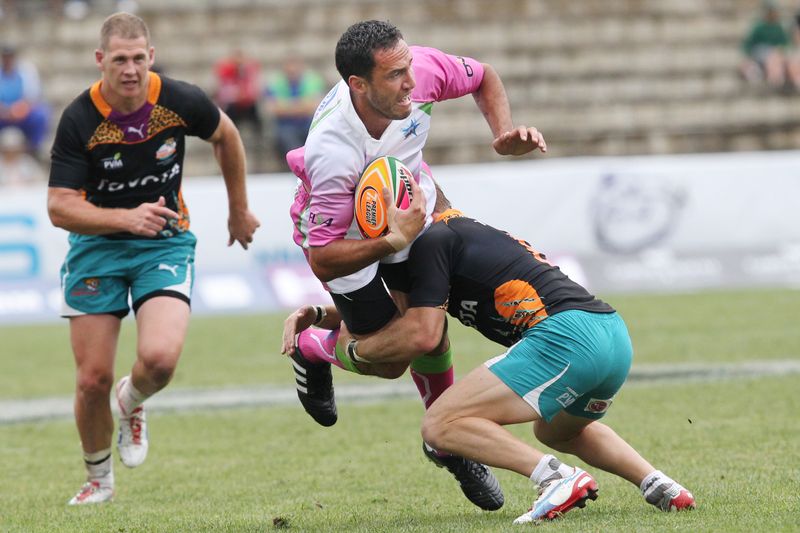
left=100, top=12, right=150, bottom=50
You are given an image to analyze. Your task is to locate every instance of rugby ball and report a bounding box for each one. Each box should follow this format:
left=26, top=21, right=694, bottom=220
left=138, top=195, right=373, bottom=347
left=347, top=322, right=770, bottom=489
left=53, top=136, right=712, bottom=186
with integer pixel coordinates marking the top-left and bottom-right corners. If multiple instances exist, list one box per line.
left=354, top=156, right=414, bottom=239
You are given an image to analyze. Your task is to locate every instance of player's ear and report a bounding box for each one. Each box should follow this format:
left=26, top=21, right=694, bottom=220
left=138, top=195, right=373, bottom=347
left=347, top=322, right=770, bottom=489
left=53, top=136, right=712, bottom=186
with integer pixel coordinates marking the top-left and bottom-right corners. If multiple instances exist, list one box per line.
left=148, top=47, right=155, bottom=68
left=94, top=49, right=104, bottom=70
left=348, top=75, right=367, bottom=94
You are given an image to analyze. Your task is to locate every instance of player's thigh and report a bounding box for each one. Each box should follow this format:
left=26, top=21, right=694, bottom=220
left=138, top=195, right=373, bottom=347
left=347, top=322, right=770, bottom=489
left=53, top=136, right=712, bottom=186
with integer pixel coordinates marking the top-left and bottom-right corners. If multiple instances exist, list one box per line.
left=135, top=296, right=191, bottom=364
left=70, top=314, right=122, bottom=380
left=534, top=409, right=596, bottom=444
left=426, top=365, right=539, bottom=427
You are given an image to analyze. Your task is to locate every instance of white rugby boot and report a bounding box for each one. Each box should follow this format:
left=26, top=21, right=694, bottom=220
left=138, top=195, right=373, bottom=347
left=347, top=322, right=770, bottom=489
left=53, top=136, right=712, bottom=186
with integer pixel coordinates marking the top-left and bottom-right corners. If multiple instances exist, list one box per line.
left=67, top=480, right=114, bottom=505
left=116, top=376, right=149, bottom=468
left=514, top=467, right=598, bottom=524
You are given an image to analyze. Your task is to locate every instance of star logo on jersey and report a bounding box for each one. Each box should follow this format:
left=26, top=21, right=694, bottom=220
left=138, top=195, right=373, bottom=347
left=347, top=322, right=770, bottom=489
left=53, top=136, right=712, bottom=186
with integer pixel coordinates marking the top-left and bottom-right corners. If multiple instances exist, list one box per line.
left=402, top=118, right=421, bottom=139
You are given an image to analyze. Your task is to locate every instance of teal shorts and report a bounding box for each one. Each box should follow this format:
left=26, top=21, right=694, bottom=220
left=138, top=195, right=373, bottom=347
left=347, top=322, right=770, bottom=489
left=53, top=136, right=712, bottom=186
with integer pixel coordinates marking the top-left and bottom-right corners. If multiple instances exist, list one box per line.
left=486, top=310, right=633, bottom=422
left=60, top=232, right=196, bottom=318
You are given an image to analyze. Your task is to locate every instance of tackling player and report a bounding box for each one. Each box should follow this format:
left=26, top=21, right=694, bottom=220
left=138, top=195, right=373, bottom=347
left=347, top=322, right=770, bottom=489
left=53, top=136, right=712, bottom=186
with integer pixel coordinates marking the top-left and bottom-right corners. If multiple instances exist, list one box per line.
left=48, top=12, right=260, bottom=505
left=285, top=19, right=546, bottom=510
left=306, top=191, right=697, bottom=524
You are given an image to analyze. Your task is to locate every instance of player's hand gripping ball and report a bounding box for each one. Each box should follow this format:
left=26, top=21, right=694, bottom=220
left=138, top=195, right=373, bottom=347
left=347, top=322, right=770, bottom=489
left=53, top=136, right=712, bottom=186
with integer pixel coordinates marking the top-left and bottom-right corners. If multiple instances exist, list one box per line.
left=354, top=156, right=414, bottom=239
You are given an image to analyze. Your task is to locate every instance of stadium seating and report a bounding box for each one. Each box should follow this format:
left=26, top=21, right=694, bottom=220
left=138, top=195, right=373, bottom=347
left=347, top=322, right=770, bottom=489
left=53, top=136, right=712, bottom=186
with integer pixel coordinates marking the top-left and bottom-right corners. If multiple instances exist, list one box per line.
left=2, top=0, right=799, bottom=174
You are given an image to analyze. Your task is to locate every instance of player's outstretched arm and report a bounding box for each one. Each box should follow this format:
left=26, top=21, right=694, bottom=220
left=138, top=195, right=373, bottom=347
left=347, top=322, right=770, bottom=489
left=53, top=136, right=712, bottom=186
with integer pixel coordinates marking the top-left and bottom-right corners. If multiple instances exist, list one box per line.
left=472, top=63, right=547, bottom=156
left=337, top=306, right=446, bottom=364
left=207, top=109, right=261, bottom=249
left=48, top=187, right=178, bottom=237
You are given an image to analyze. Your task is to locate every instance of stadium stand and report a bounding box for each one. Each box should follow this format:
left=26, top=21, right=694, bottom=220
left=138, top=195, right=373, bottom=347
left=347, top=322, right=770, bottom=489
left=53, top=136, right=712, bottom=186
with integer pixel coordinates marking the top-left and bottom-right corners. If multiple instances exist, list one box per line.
left=2, top=0, right=800, bottom=175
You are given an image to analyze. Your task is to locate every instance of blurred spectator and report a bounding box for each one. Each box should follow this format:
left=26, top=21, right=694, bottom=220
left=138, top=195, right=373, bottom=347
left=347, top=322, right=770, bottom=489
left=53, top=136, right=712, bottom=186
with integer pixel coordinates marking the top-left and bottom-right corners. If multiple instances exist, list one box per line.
left=0, top=44, right=50, bottom=155
left=213, top=48, right=263, bottom=136
left=0, top=126, right=45, bottom=186
left=264, top=54, right=325, bottom=161
left=740, top=1, right=800, bottom=90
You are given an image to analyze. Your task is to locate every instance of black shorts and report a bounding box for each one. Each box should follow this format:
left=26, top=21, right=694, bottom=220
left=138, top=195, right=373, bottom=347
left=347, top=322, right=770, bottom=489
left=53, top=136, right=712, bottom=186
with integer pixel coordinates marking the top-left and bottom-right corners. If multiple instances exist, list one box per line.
left=330, top=262, right=410, bottom=335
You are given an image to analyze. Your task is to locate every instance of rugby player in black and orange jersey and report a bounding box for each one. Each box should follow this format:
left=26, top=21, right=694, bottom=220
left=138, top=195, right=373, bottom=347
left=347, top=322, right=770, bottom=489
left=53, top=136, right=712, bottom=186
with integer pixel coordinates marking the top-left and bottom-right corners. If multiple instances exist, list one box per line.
left=47, top=12, right=260, bottom=505
left=284, top=188, right=695, bottom=524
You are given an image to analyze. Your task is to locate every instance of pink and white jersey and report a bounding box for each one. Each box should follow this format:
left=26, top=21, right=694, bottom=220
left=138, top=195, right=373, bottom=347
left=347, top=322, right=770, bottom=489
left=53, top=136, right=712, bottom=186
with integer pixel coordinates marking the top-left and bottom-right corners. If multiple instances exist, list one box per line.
left=289, top=46, right=484, bottom=293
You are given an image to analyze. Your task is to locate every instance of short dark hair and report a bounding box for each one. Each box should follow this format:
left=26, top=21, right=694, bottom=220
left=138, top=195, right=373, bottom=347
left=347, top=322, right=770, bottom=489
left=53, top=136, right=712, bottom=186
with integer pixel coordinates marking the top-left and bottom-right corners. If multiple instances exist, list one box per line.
left=335, top=20, right=403, bottom=81
left=100, top=12, right=150, bottom=51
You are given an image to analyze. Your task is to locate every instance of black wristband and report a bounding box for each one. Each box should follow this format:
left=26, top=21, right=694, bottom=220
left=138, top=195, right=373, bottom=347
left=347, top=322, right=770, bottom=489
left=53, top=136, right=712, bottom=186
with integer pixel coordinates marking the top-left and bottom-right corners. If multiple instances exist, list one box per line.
left=312, top=305, right=326, bottom=325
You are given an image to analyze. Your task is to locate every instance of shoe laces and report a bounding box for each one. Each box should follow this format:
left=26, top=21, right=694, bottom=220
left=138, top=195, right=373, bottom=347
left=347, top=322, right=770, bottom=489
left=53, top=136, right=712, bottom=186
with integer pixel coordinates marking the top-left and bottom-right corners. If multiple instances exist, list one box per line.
left=453, top=457, right=489, bottom=482
left=77, top=481, right=100, bottom=500
left=126, top=407, right=144, bottom=444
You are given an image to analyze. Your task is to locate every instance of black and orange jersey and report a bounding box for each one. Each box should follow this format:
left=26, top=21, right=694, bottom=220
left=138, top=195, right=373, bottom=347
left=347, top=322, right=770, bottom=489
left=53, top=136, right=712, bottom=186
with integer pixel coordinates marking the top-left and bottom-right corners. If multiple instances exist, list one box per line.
left=48, top=72, right=220, bottom=239
left=407, top=210, right=614, bottom=347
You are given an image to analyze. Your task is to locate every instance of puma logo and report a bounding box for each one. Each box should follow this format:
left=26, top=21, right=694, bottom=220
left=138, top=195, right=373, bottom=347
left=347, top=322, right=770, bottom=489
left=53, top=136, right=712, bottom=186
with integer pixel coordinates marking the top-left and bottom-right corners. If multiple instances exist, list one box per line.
left=158, top=263, right=179, bottom=276
left=127, top=124, right=146, bottom=138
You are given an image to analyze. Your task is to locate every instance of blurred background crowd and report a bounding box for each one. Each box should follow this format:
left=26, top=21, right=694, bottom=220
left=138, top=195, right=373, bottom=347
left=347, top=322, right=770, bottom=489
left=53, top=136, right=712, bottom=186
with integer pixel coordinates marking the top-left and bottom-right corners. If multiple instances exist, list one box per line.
left=2, top=0, right=800, bottom=183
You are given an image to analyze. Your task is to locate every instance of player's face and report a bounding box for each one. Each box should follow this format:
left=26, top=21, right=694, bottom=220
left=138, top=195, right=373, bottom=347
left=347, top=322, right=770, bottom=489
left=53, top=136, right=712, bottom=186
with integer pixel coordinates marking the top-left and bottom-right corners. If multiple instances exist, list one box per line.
left=363, top=39, right=416, bottom=120
left=96, top=35, right=154, bottom=102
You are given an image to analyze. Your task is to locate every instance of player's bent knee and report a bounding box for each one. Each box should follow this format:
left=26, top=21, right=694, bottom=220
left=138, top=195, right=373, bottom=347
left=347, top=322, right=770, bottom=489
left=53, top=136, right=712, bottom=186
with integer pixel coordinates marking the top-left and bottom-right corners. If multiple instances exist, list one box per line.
left=420, top=410, right=452, bottom=451
left=137, top=351, right=179, bottom=385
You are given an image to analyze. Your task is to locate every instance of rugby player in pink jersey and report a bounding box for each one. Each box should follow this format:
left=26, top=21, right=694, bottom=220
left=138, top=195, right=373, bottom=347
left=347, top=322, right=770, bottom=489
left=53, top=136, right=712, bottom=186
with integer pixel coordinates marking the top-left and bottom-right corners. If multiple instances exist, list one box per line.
left=282, top=20, right=546, bottom=510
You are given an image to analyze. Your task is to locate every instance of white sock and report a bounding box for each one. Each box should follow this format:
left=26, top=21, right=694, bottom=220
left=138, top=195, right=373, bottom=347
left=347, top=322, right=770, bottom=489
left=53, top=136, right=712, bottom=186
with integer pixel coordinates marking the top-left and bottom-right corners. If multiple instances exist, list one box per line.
left=117, top=375, right=148, bottom=417
left=640, top=470, right=675, bottom=502
left=530, top=454, right=574, bottom=488
left=83, top=448, right=114, bottom=487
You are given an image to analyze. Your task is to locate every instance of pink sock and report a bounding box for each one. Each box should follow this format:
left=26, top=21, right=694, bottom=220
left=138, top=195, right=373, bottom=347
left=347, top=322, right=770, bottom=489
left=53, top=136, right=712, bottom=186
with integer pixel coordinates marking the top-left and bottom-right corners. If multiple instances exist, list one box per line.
left=296, top=328, right=344, bottom=368
left=410, top=366, right=454, bottom=409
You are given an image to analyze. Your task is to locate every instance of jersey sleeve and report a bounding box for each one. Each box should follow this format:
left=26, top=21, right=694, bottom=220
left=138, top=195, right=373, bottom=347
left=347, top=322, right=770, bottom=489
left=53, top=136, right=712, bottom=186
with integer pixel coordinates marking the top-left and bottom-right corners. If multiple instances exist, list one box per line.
left=171, top=79, right=221, bottom=140
left=48, top=110, right=90, bottom=190
left=304, top=145, right=360, bottom=246
left=407, top=225, right=458, bottom=308
left=410, top=46, right=485, bottom=102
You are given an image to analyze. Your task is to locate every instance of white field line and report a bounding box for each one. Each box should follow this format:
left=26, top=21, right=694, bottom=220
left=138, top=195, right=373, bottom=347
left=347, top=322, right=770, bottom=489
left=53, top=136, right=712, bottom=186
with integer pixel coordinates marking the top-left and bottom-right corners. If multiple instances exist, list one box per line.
left=1, top=359, right=799, bottom=425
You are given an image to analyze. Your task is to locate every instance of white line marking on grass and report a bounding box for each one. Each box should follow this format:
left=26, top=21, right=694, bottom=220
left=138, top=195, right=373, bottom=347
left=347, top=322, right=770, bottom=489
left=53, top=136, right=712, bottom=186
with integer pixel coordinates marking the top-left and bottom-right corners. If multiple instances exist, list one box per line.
left=1, top=359, right=799, bottom=424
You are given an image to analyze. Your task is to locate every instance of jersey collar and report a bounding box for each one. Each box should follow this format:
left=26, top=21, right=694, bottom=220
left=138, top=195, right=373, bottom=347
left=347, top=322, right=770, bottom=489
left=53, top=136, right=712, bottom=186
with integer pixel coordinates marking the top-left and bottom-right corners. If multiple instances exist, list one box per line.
left=89, top=71, right=162, bottom=118
left=434, top=208, right=463, bottom=224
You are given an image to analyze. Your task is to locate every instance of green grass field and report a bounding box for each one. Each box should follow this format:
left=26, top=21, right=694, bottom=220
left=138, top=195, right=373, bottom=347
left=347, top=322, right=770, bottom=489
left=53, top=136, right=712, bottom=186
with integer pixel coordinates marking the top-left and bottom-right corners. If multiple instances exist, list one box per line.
left=1, top=288, right=799, bottom=532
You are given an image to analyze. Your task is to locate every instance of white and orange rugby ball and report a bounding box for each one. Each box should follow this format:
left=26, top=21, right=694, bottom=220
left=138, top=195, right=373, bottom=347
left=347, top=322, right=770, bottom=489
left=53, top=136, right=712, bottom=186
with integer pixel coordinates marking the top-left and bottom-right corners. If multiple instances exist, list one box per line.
left=354, top=156, right=414, bottom=239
